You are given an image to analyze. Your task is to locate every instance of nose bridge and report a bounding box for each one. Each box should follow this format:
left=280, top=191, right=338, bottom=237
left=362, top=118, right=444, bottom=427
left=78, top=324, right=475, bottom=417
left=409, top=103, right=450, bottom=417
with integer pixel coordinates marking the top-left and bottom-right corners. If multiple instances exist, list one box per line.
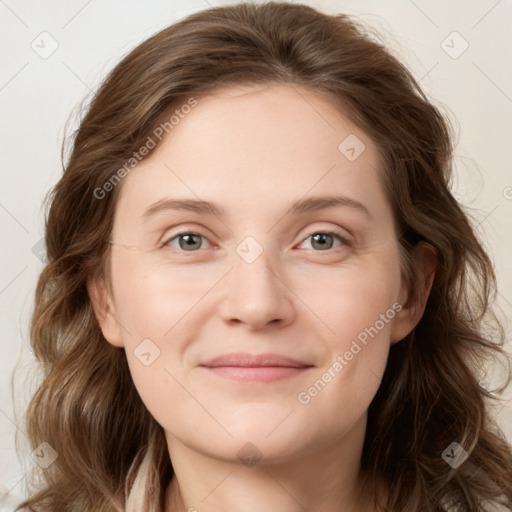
left=219, top=234, right=294, bottom=328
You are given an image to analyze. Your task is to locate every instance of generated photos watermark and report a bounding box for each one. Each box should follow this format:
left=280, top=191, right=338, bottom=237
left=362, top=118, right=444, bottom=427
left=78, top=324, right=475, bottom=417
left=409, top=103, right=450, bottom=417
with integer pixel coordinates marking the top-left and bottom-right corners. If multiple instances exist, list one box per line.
left=93, top=97, right=198, bottom=200
left=297, top=302, right=403, bottom=405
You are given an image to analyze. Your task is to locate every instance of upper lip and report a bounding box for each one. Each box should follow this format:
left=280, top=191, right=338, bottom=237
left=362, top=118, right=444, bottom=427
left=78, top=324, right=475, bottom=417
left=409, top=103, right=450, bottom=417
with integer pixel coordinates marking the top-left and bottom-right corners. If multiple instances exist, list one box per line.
left=200, top=352, right=312, bottom=368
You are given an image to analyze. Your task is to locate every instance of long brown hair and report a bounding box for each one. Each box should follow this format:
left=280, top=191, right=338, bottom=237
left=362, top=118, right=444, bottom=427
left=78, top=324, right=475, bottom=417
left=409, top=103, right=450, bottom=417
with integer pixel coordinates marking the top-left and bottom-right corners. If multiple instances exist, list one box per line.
left=16, top=2, right=512, bottom=511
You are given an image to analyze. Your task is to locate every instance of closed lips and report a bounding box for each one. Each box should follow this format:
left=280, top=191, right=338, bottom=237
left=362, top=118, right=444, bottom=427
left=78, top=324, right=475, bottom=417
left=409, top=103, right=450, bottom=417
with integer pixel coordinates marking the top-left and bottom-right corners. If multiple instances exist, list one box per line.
left=200, top=353, right=313, bottom=368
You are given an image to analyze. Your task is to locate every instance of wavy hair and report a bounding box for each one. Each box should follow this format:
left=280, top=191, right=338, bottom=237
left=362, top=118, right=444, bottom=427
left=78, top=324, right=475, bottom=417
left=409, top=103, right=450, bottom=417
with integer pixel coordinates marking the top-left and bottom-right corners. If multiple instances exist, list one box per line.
left=15, top=2, right=512, bottom=511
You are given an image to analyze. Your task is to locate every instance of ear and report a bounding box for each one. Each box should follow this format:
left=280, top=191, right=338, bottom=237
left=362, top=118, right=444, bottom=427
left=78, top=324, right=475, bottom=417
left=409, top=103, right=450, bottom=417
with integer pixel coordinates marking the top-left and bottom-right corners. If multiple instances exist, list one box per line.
left=87, top=276, right=124, bottom=348
left=390, top=242, right=437, bottom=345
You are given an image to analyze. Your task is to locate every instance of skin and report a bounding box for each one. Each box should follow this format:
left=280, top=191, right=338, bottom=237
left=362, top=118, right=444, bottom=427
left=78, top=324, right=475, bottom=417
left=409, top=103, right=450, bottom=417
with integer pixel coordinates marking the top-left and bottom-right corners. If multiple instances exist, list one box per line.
left=90, top=83, right=436, bottom=511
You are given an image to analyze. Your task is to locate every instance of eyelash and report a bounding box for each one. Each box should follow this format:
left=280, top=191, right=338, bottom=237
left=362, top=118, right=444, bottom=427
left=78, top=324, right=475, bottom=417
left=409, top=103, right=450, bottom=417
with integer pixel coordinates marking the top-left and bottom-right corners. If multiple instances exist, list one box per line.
left=161, top=229, right=350, bottom=253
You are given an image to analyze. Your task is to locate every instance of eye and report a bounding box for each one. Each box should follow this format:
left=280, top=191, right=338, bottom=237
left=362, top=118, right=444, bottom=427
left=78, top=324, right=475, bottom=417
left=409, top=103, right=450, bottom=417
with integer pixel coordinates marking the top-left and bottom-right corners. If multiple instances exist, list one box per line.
left=164, top=232, right=211, bottom=252
left=162, top=230, right=349, bottom=253
left=298, top=231, right=348, bottom=251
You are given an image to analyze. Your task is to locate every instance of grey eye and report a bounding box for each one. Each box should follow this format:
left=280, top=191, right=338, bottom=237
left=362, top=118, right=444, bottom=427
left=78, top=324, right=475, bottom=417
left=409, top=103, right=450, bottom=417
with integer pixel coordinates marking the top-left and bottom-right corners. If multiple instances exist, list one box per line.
left=300, top=232, right=344, bottom=251
left=167, top=233, right=208, bottom=251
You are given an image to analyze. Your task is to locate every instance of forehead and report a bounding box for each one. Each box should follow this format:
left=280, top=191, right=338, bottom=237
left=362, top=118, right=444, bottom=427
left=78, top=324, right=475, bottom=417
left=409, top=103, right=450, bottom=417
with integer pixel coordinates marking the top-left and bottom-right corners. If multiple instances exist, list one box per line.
left=113, top=83, right=388, bottom=227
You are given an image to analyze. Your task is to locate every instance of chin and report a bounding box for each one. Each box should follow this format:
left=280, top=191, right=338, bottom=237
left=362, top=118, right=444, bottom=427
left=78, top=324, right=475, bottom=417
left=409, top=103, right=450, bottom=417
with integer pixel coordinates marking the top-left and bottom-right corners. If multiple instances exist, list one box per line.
left=208, top=423, right=320, bottom=465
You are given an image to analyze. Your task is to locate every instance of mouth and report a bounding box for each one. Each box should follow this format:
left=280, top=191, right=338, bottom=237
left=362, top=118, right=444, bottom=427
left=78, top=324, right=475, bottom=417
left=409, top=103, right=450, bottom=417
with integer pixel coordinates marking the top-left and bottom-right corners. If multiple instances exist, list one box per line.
left=199, top=352, right=314, bottom=383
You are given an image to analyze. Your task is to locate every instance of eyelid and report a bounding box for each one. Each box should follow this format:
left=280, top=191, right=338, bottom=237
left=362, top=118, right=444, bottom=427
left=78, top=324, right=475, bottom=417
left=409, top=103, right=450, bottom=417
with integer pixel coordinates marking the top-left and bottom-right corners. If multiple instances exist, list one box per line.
left=161, top=225, right=352, bottom=252
left=295, top=223, right=353, bottom=245
left=295, top=230, right=350, bottom=250
left=159, top=224, right=217, bottom=247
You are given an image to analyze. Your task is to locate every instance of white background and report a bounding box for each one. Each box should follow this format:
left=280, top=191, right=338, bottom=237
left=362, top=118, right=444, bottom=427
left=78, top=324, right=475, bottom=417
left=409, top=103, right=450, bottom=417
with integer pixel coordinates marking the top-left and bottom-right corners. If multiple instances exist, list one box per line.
left=1, top=0, right=511, bottom=508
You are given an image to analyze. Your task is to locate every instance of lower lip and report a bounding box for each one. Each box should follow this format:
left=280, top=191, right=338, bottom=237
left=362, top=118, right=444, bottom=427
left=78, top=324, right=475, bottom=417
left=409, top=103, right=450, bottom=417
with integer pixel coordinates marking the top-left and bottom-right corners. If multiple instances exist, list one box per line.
left=201, top=366, right=311, bottom=382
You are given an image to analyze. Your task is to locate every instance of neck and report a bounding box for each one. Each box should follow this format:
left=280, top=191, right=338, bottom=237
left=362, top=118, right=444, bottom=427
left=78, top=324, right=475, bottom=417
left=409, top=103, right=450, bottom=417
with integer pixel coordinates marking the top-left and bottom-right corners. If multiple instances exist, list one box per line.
left=164, top=415, right=383, bottom=512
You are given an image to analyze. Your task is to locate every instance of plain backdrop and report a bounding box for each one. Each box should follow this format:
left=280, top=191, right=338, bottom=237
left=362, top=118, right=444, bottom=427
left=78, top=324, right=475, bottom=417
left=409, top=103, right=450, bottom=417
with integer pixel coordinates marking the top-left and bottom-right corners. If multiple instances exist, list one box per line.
left=1, top=0, right=511, bottom=508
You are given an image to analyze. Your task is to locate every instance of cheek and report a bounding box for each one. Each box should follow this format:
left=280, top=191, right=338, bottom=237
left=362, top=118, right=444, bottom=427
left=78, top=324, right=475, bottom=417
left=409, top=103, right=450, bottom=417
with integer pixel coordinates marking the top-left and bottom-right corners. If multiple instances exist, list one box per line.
left=110, top=252, right=222, bottom=341
left=299, top=246, right=402, bottom=346
left=294, top=250, right=401, bottom=409
left=295, top=306, right=395, bottom=440
left=108, top=256, right=224, bottom=421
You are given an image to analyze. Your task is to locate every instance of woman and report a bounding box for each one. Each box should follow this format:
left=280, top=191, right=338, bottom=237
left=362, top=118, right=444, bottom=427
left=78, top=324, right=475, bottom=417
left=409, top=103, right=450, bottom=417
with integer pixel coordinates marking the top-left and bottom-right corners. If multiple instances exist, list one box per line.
left=16, top=2, right=512, bottom=511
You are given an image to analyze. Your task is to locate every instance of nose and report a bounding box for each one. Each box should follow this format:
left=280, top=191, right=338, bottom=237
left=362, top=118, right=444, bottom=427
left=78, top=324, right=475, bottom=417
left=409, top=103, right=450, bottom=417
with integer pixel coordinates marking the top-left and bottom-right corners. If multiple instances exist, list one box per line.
left=217, top=243, right=296, bottom=331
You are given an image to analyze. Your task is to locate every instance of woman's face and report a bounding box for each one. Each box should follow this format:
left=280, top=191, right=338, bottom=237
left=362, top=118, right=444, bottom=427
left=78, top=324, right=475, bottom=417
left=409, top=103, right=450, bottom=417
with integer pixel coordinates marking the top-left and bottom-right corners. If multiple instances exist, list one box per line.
left=95, top=83, right=418, bottom=465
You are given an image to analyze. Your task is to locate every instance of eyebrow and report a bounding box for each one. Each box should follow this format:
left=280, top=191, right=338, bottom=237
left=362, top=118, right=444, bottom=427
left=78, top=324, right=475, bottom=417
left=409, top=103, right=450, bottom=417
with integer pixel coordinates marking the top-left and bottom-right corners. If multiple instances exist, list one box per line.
left=142, top=195, right=371, bottom=220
